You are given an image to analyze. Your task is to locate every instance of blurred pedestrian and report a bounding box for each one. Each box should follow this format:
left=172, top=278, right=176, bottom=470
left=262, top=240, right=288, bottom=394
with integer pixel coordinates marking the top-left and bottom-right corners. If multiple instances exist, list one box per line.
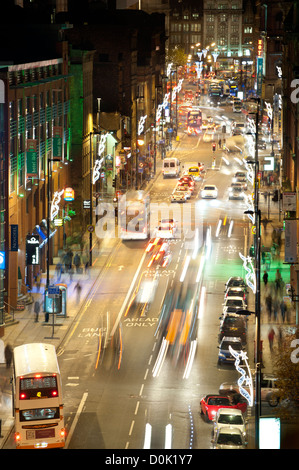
left=74, top=281, right=82, bottom=303
left=35, top=273, right=41, bottom=292
left=273, top=297, right=279, bottom=322
left=34, top=300, right=40, bottom=323
left=280, top=299, right=286, bottom=322
left=4, top=343, right=12, bottom=368
left=56, top=262, right=63, bottom=281
left=268, top=327, right=275, bottom=352
left=263, top=271, right=268, bottom=287
left=265, top=294, right=272, bottom=321
left=73, top=253, right=81, bottom=273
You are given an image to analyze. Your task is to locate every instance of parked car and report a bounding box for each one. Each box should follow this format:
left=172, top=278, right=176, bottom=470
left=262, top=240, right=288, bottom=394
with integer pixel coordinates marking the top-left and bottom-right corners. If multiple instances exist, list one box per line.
left=213, top=408, right=247, bottom=437
left=201, top=184, right=218, bottom=199
left=223, top=296, right=247, bottom=313
left=219, top=315, right=247, bottom=345
left=200, top=394, right=247, bottom=422
left=211, top=426, right=248, bottom=449
left=218, top=336, right=244, bottom=365
left=225, top=277, right=247, bottom=290
left=261, top=374, right=280, bottom=407
left=224, top=286, right=247, bottom=303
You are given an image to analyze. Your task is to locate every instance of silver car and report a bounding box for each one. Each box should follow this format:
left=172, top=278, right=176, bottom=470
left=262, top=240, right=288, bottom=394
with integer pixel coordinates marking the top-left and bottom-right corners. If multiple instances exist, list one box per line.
left=213, top=408, right=247, bottom=438
left=212, top=426, right=248, bottom=449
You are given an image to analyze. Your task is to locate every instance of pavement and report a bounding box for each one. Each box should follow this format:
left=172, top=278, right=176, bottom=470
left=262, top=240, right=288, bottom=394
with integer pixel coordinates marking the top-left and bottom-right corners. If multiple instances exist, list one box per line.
left=0, top=131, right=298, bottom=449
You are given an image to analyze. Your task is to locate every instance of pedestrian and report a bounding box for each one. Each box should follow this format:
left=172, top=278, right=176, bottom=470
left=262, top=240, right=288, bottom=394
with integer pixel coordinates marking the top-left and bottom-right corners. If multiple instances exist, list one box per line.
left=73, top=253, right=81, bottom=273
left=273, top=297, right=279, bottom=322
left=268, top=327, right=275, bottom=352
left=34, top=300, right=40, bottom=323
left=69, top=266, right=74, bottom=282
left=280, top=300, right=286, bottom=322
left=265, top=294, right=272, bottom=321
left=35, top=273, right=41, bottom=292
left=4, top=343, right=12, bottom=368
left=263, top=271, right=268, bottom=287
left=56, top=262, right=63, bottom=281
left=74, top=281, right=82, bottom=303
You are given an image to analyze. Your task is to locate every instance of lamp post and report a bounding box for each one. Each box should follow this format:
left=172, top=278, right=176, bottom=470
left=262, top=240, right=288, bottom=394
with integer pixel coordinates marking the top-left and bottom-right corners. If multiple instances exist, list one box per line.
left=246, top=99, right=262, bottom=449
left=89, top=130, right=101, bottom=267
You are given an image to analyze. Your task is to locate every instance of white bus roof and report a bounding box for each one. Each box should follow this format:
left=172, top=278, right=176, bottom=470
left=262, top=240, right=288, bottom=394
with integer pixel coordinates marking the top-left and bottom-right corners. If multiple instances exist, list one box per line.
left=13, top=343, right=60, bottom=377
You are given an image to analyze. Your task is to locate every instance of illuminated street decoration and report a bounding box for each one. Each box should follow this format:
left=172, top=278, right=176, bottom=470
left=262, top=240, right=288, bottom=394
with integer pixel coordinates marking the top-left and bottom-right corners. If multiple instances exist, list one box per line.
left=166, top=62, right=173, bottom=77
left=50, top=189, right=64, bottom=221
left=92, top=132, right=109, bottom=184
left=92, top=157, right=104, bottom=185
left=197, top=51, right=203, bottom=61
left=172, top=78, right=184, bottom=102
left=265, top=101, right=273, bottom=121
left=243, top=159, right=254, bottom=185
left=276, top=66, right=282, bottom=78
left=212, top=52, right=219, bottom=62
left=97, top=132, right=109, bottom=158
left=239, top=252, right=256, bottom=294
left=138, top=115, right=147, bottom=135
left=244, top=192, right=255, bottom=224
left=156, top=92, right=170, bottom=123
left=228, top=346, right=254, bottom=407
left=195, top=61, right=203, bottom=78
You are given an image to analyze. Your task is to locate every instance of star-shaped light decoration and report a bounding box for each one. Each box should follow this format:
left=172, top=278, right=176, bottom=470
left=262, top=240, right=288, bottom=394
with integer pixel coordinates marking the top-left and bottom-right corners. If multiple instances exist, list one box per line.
left=229, top=345, right=254, bottom=407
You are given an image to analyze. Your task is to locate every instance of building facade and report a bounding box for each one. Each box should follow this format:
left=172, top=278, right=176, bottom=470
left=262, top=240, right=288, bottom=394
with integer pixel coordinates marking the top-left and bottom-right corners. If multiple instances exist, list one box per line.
left=0, top=45, right=72, bottom=313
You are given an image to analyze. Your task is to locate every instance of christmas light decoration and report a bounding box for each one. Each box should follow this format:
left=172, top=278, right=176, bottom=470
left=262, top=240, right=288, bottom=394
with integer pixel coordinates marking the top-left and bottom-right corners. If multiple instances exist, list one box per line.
left=50, top=189, right=64, bottom=221
left=239, top=251, right=256, bottom=294
left=228, top=345, right=254, bottom=406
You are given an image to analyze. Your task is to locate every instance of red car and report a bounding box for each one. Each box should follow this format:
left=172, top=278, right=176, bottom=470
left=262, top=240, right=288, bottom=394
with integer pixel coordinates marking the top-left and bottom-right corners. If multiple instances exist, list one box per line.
left=200, top=394, right=247, bottom=422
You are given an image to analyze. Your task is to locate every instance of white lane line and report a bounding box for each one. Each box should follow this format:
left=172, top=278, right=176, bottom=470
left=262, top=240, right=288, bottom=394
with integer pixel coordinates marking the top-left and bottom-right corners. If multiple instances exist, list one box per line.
left=65, top=391, right=88, bottom=448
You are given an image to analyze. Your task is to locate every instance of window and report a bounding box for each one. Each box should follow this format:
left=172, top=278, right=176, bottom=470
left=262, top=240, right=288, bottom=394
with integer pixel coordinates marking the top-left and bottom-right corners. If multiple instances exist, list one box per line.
left=219, top=14, right=227, bottom=22
left=191, top=24, right=201, bottom=32
left=244, top=26, right=252, bottom=34
left=219, top=36, right=227, bottom=46
left=219, top=24, right=226, bottom=34
left=218, top=4, right=228, bottom=9
left=230, top=35, right=239, bottom=46
left=231, top=25, right=239, bottom=33
left=206, top=14, right=214, bottom=22
left=183, top=24, right=189, bottom=32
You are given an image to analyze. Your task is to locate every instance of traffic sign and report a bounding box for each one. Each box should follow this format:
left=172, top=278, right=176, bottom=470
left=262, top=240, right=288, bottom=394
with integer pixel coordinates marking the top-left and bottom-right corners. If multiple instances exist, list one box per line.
left=87, top=225, right=95, bottom=233
left=48, top=285, right=60, bottom=297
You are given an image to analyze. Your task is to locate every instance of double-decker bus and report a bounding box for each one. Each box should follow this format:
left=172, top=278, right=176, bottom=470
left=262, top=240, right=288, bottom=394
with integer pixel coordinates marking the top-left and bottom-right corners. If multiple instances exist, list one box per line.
left=187, top=109, right=202, bottom=135
left=119, top=190, right=150, bottom=240
left=12, top=343, right=65, bottom=449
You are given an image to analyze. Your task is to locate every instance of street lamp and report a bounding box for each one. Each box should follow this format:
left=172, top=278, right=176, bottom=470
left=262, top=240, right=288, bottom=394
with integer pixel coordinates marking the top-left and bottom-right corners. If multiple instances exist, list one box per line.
left=243, top=99, right=262, bottom=448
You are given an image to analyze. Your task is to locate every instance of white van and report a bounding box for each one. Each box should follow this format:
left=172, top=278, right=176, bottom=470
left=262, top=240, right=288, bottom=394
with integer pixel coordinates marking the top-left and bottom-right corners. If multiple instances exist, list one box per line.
left=162, top=158, right=180, bottom=178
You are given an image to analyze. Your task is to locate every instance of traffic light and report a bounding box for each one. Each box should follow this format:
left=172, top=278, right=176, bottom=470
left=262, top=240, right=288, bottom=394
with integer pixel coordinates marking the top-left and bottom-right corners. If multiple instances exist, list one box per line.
left=112, top=177, right=116, bottom=188
left=212, top=143, right=216, bottom=152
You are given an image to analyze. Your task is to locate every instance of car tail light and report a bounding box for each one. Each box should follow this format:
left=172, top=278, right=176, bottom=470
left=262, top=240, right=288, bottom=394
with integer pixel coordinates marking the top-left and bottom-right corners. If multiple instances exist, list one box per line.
left=15, top=432, right=21, bottom=442
left=60, top=428, right=66, bottom=438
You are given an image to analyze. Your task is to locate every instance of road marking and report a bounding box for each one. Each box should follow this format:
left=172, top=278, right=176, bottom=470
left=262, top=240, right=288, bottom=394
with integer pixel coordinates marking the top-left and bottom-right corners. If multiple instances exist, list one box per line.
left=134, top=401, right=140, bottom=415
left=65, top=391, right=88, bottom=448
left=129, top=420, right=135, bottom=436
left=110, top=251, right=147, bottom=338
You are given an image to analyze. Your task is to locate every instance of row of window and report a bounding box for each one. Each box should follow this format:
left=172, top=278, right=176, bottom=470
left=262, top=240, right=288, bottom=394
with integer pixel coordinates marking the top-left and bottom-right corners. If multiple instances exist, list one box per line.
left=170, top=35, right=243, bottom=46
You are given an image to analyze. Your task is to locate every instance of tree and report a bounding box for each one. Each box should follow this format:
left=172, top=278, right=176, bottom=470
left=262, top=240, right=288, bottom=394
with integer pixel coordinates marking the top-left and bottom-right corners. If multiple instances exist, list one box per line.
left=272, top=329, right=299, bottom=418
left=166, top=45, right=187, bottom=68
